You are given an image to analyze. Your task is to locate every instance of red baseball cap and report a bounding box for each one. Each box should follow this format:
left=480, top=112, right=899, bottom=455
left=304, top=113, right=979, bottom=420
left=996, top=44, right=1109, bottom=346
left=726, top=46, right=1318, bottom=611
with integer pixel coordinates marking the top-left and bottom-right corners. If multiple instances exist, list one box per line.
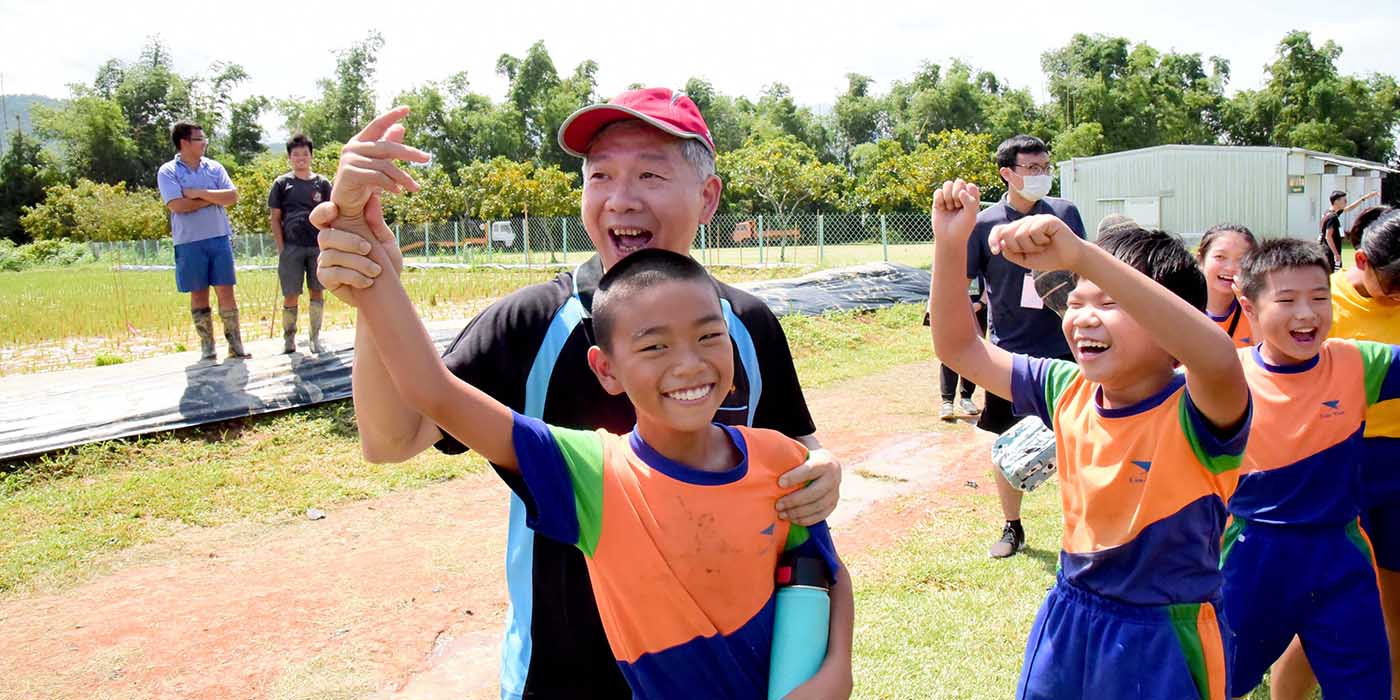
left=557, top=87, right=716, bottom=158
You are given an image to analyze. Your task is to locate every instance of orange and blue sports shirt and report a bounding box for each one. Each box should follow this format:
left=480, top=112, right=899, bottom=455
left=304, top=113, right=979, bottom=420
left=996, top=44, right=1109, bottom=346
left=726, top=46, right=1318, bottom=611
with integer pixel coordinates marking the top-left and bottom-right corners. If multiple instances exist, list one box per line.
left=1206, top=299, right=1254, bottom=349
left=509, top=412, right=839, bottom=700
left=1231, top=339, right=1400, bottom=525
left=1011, top=355, right=1249, bottom=606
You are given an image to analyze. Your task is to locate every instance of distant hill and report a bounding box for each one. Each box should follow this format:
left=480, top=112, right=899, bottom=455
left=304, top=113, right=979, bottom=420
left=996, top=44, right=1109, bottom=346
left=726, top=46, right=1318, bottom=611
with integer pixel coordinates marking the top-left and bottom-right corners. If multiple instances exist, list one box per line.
left=1, top=94, right=65, bottom=135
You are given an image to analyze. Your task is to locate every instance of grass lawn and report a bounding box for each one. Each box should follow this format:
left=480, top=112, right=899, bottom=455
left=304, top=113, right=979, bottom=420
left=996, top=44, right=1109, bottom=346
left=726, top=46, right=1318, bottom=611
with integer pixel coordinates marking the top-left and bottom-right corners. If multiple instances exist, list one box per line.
left=0, top=263, right=805, bottom=375
left=0, top=304, right=932, bottom=596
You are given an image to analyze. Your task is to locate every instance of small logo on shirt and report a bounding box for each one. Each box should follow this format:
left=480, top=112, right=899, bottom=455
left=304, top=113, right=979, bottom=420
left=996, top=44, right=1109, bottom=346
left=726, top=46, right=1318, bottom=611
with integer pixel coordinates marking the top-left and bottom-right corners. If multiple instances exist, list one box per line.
left=1320, top=400, right=1345, bottom=418
left=760, top=522, right=775, bottom=536
left=312, top=190, right=323, bottom=203
left=1129, top=460, right=1151, bottom=484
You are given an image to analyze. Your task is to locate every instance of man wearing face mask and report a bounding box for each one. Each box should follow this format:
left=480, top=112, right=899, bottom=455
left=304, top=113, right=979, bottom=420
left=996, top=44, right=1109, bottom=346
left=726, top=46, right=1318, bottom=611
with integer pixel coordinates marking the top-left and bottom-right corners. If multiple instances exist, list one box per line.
left=964, top=134, right=1085, bottom=558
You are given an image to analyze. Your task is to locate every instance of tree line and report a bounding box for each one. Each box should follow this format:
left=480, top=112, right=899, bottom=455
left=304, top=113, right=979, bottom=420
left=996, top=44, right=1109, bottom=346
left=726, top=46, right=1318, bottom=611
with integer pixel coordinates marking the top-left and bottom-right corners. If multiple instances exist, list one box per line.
left=1, top=30, right=1397, bottom=244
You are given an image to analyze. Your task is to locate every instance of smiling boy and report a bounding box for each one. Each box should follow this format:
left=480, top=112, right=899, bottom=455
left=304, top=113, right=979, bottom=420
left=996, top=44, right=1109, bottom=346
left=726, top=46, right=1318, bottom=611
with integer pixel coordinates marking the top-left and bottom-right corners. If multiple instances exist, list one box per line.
left=344, top=244, right=854, bottom=699
left=930, top=179, right=1250, bottom=700
left=1222, top=237, right=1400, bottom=699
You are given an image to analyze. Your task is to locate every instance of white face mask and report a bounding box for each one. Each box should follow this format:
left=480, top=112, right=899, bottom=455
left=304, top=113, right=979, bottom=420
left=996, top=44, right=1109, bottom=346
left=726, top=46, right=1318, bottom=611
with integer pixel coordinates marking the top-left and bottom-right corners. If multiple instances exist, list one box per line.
left=1016, top=174, right=1053, bottom=202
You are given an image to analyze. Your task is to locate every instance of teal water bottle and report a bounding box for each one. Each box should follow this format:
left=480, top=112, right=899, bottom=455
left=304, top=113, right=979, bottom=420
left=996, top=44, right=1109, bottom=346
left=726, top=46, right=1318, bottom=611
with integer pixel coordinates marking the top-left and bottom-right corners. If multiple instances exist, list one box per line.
left=767, top=555, right=830, bottom=700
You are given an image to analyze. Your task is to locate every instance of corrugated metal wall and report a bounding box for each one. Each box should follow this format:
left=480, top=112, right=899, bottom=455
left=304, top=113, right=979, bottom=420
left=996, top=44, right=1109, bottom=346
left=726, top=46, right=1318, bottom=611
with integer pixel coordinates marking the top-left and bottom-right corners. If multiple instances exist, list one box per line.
left=1059, top=147, right=1289, bottom=240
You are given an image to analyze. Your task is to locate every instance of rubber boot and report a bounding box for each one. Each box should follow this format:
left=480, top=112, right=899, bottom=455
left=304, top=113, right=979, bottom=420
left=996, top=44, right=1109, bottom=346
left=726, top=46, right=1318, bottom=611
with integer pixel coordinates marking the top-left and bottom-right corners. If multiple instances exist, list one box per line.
left=220, top=308, right=252, bottom=359
left=308, top=299, right=325, bottom=354
left=192, top=307, right=217, bottom=360
left=282, top=305, right=298, bottom=354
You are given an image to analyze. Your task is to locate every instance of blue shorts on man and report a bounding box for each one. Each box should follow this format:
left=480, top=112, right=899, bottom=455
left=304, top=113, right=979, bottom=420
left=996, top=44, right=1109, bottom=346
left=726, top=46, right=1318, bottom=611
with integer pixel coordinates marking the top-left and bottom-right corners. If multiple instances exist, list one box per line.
left=174, top=235, right=237, bottom=293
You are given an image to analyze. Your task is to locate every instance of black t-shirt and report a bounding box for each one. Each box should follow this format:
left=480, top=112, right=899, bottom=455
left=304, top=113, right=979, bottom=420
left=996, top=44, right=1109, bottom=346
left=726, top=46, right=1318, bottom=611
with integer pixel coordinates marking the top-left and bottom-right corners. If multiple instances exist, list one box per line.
left=267, top=173, right=332, bottom=247
left=1321, top=210, right=1342, bottom=251
left=433, top=255, right=816, bottom=698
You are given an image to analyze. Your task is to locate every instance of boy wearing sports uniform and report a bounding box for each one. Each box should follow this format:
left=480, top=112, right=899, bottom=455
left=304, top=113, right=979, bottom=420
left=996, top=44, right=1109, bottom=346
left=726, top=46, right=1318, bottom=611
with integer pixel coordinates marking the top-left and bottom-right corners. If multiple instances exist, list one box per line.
left=1223, top=237, right=1400, bottom=699
left=346, top=244, right=854, bottom=699
left=310, top=95, right=845, bottom=699
left=268, top=133, right=332, bottom=354
left=931, top=179, right=1251, bottom=700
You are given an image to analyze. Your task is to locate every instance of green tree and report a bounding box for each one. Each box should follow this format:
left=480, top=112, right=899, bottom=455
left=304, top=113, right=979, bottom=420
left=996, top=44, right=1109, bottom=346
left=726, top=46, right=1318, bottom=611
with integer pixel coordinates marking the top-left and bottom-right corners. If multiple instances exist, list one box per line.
left=719, top=135, right=846, bottom=222
left=458, top=157, right=579, bottom=220
left=1041, top=34, right=1228, bottom=153
left=853, top=130, right=1000, bottom=212
left=33, top=95, right=141, bottom=185
left=0, top=129, right=60, bottom=242
left=495, top=41, right=598, bottom=167
left=1052, top=121, right=1107, bottom=160
left=1221, top=30, right=1400, bottom=163
left=225, top=96, right=268, bottom=164
left=21, top=179, right=167, bottom=242
left=282, top=32, right=384, bottom=145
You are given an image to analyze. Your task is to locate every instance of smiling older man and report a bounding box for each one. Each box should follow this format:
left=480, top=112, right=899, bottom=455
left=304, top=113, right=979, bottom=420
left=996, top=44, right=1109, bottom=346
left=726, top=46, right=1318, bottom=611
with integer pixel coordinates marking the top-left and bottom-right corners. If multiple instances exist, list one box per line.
left=310, top=89, right=847, bottom=700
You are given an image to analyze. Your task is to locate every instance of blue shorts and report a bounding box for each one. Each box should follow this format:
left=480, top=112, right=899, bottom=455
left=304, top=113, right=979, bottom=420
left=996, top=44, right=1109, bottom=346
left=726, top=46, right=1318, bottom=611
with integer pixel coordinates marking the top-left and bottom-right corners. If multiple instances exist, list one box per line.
left=1221, top=518, right=1388, bottom=698
left=174, top=236, right=237, bottom=293
left=1018, top=575, right=1228, bottom=700
left=1361, top=437, right=1400, bottom=570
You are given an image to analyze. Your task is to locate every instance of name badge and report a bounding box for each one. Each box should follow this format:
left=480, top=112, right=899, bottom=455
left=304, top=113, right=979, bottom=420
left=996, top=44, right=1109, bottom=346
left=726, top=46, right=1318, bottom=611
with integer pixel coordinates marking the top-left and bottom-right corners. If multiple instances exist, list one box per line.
left=1019, top=272, right=1044, bottom=310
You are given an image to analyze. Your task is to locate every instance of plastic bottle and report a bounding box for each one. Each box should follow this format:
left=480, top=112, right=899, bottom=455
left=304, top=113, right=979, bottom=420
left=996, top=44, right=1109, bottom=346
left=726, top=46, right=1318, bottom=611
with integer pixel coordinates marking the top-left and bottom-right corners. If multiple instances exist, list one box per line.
left=767, top=555, right=830, bottom=700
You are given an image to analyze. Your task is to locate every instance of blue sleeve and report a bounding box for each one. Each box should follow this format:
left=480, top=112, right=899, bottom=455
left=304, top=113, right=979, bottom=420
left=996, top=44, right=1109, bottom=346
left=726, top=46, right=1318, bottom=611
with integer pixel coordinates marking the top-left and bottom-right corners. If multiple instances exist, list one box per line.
left=156, top=165, right=182, bottom=204
left=1062, top=202, right=1087, bottom=238
left=1011, top=354, right=1051, bottom=428
left=215, top=162, right=234, bottom=190
left=966, top=223, right=989, bottom=279
left=787, top=521, right=842, bottom=585
left=510, top=411, right=585, bottom=546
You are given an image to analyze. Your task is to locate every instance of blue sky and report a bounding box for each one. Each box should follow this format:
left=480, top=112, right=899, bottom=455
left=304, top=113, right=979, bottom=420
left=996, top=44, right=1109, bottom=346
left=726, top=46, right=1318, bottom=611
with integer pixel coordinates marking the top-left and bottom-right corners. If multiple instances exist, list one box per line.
left=2, top=0, right=1397, bottom=128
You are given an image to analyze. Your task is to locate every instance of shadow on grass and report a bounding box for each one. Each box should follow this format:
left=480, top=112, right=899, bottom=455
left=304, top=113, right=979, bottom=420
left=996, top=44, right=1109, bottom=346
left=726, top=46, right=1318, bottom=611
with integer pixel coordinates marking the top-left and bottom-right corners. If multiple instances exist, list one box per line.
left=1020, top=546, right=1059, bottom=577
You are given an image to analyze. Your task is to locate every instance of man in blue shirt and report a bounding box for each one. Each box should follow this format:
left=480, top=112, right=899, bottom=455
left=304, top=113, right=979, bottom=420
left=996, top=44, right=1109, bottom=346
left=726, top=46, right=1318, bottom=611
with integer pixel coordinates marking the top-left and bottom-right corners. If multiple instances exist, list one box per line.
left=156, top=121, right=248, bottom=360
left=966, top=135, right=1085, bottom=558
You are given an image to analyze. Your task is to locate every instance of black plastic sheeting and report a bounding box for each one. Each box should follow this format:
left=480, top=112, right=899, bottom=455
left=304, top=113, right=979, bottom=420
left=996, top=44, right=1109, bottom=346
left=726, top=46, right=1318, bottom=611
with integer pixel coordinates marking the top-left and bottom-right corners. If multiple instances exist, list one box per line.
left=0, top=263, right=931, bottom=461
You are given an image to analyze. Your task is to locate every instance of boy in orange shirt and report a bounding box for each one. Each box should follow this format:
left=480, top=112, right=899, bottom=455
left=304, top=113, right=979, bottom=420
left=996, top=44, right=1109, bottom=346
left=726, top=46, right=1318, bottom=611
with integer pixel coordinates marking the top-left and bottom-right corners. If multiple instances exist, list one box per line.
left=931, top=179, right=1250, bottom=700
left=344, top=242, right=854, bottom=699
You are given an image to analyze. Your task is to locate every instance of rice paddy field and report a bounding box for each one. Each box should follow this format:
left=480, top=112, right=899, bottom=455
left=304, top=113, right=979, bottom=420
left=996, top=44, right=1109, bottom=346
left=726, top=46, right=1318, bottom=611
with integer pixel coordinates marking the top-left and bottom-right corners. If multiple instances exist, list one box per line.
left=0, top=261, right=823, bottom=376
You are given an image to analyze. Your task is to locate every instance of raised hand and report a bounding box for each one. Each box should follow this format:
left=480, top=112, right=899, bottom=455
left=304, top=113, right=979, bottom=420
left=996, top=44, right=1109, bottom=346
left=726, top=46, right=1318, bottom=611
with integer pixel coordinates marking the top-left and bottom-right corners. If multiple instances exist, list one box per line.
left=330, top=106, right=430, bottom=238
left=988, top=214, right=1086, bottom=273
left=931, top=179, right=981, bottom=243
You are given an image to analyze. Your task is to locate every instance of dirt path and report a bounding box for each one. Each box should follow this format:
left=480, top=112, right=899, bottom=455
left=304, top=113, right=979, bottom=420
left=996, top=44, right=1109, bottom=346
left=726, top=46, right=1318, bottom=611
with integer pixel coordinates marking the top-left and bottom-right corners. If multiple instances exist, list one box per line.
left=0, top=359, right=996, bottom=700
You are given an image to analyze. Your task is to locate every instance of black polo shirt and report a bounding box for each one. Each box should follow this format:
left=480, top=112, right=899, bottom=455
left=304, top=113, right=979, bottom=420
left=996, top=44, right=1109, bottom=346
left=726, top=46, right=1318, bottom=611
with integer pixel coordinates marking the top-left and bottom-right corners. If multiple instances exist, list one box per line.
left=433, top=254, right=815, bottom=699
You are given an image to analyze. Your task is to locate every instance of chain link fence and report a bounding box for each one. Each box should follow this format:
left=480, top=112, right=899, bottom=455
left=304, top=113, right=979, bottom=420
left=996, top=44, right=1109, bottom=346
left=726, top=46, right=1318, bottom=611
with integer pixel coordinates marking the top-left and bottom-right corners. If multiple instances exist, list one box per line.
left=91, top=211, right=949, bottom=269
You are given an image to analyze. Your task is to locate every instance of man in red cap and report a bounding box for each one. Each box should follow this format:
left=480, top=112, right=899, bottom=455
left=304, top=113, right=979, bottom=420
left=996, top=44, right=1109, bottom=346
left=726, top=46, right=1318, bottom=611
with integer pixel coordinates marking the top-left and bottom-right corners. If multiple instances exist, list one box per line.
left=310, top=89, right=848, bottom=699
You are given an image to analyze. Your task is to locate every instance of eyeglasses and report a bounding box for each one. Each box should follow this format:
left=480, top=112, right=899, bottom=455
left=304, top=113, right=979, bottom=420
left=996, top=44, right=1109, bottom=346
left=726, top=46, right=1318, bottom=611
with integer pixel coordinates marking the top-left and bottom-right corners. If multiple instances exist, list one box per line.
left=1014, top=163, right=1054, bottom=176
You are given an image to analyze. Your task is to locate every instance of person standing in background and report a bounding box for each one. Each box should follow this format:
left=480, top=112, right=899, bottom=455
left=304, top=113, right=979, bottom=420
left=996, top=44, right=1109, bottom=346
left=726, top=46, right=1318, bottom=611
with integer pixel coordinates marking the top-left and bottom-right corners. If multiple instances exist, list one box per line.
left=269, top=134, right=333, bottom=354
left=156, top=121, right=247, bottom=360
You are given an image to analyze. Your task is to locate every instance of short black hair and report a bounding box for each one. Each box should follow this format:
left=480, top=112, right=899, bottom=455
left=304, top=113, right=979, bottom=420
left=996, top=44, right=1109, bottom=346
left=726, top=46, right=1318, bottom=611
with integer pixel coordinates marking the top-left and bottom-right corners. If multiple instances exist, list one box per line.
left=286, top=133, right=314, bottom=155
left=592, top=249, right=719, bottom=351
left=1330, top=190, right=1348, bottom=205
left=1094, top=226, right=1207, bottom=311
left=1236, top=238, right=1332, bottom=302
left=1347, top=205, right=1389, bottom=249
left=171, top=121, right=203, bottom=150
left=1196, top=223, right=1257, bottom=262
left=995, top=135, right=1049, bottom=171
left=1360, top=207, right=1400, bottom=293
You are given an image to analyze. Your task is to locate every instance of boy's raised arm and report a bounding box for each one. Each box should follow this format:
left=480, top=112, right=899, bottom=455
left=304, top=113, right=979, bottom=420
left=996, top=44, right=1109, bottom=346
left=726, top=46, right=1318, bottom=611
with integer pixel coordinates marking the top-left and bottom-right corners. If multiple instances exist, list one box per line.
left=930, top=180, right=1014, bottom=401
left=990, top=217, right=1249, bottom=430
left=347, top=239, right=520, bottom=471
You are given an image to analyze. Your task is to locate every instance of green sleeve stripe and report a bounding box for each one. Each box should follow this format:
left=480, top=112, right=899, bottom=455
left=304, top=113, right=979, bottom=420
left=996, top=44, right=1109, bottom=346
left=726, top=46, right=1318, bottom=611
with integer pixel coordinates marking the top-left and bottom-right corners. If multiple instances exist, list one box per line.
left=1355, top=340, right=1395, bottom=406
left=784, top=523, right=811, bottom=551
left=1042, top=360, right=1081, bottom=422
left=1166, top=602, right=1211, bottom=700
left=549, top=427, right=606, bottom=557
left=1179, top=397, right=1243, bottom=476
